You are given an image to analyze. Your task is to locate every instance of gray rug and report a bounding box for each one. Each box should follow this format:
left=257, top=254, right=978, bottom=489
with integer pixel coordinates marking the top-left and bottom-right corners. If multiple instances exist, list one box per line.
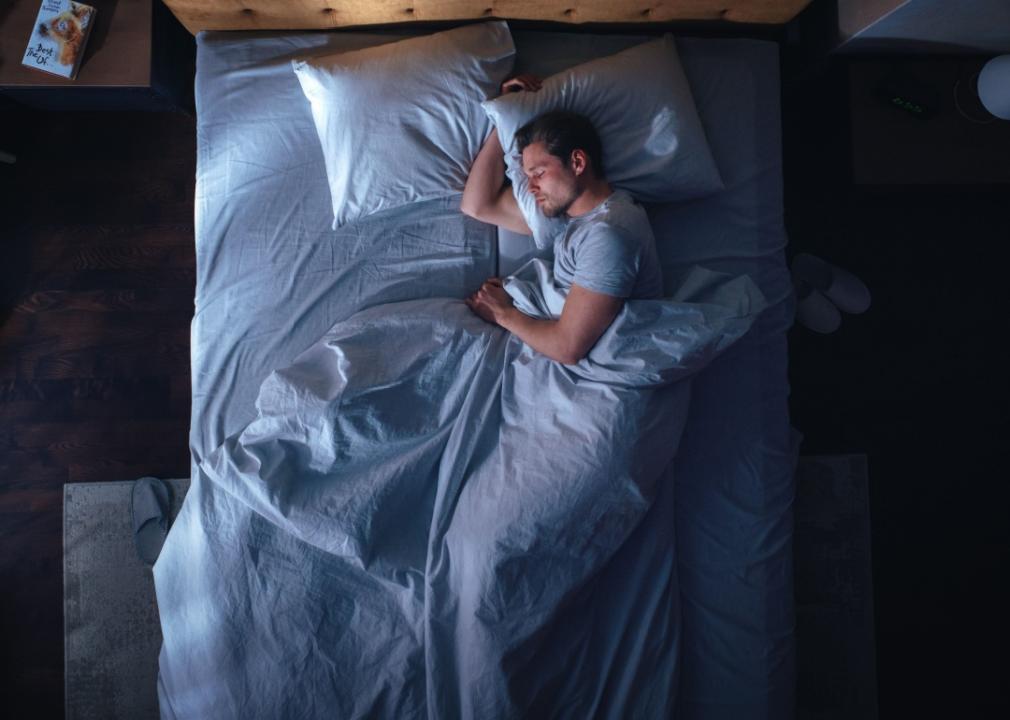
left=64, top=479, right=190, bottom=720
left=795, top=454, right=879, bottom=720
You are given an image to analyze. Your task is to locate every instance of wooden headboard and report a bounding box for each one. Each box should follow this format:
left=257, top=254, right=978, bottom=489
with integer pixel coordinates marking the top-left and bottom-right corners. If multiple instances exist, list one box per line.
left=162, top=0, right=813, bottom=35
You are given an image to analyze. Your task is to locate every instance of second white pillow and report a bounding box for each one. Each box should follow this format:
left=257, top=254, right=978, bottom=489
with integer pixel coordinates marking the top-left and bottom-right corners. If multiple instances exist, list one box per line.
left=293, top=22, right=516, bottom=229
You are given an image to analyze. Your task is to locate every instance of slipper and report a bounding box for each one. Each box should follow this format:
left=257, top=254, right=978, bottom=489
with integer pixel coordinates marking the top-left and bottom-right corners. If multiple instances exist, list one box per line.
left=791, top=253, right=872, bottom=315
left=132, top=476, right=171, bottom=566
left=794, top=279, right=842, bottom=334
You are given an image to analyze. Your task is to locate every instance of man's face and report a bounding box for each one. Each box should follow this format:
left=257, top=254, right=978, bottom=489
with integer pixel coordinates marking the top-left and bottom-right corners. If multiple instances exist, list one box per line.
left=521, top=141, right=579, bottom=218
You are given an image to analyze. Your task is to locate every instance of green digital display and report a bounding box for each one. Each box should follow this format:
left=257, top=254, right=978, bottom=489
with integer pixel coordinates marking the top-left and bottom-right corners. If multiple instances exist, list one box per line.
left=891, top=96, right=924, bottom=114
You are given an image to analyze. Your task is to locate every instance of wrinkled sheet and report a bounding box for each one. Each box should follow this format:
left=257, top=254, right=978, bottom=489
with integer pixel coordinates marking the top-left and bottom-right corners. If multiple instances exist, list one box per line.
left=157, top=259, right=764, bottom=718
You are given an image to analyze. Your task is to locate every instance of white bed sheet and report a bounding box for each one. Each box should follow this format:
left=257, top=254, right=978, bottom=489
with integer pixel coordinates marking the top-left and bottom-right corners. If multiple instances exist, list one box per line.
left=189, top=28, right=796, bottom=719
left=191, top=29, right=498, bottom=468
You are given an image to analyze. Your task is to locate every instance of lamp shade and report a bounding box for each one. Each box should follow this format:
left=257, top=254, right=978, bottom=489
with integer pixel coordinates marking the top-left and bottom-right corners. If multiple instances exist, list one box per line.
left=978, top=54, right=1010, bottom=120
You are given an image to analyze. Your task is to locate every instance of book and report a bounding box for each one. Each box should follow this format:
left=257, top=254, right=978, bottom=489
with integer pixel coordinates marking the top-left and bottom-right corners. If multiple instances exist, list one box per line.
left=21, top=0, right=96, bottom=80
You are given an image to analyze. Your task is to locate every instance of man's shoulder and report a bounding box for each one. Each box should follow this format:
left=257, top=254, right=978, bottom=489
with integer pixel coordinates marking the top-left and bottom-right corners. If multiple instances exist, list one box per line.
left=584, top=193, right=652, bottom=241
left=569, top=218, right=645, bottom=263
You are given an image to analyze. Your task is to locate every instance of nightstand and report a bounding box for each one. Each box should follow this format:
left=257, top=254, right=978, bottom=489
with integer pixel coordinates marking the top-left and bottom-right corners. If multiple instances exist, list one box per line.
left=849, top=57, right=1010, bottom=186
left=0, top=0, right=193, bottom=112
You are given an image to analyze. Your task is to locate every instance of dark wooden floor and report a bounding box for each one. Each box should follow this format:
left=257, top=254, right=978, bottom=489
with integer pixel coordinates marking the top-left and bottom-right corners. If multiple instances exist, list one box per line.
left=1, top=108, right=195, bottom=718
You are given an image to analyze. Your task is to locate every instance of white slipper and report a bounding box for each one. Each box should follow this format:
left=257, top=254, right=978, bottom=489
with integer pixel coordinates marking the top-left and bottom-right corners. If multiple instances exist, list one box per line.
left=791, top=253, right=872, bottom=315
left=132, top=476, right=171, bottom=566
left=794, top=280, right=841, bottom=334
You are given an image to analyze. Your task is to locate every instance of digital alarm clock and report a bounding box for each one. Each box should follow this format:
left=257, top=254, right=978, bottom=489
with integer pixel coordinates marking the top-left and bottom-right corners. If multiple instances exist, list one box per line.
left=872, top=73, right=937, bottom=120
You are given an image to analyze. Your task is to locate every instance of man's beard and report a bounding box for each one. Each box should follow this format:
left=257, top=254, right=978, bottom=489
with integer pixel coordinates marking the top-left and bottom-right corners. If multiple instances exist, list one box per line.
left=539, top=188, right=577, bottom=218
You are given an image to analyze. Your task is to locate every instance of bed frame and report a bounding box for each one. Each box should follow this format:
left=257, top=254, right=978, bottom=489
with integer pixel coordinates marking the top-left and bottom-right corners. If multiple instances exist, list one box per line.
left=163, top=0, right=812, bottom=35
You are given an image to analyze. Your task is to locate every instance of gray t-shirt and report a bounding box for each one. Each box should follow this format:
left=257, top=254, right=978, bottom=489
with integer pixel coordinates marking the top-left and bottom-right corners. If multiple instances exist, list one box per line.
left=552, top=190, right=664, bottom=299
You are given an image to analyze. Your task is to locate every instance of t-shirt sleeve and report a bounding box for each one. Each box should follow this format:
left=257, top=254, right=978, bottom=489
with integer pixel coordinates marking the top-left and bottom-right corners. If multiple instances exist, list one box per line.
left=571, top=224, right=641, bottom=298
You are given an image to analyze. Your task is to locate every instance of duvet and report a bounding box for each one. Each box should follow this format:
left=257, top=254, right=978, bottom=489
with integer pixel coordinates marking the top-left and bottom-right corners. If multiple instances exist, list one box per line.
left=154, top=259, right=765, bottom=719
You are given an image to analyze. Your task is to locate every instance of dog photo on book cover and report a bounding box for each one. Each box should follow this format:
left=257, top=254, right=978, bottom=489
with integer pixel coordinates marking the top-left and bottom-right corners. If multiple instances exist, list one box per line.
left=23, top=0, right=96, bottom=80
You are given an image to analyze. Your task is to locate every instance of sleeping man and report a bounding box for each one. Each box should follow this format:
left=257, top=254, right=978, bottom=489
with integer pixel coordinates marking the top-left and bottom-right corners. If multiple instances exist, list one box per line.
left=462, top=75, right=663, bottom=365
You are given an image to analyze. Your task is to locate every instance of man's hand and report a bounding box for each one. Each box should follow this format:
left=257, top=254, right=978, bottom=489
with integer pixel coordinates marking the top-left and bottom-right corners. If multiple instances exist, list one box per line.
left=465, top=277, right=515, bottom=325
left=500, top=74, right=542, bottom=95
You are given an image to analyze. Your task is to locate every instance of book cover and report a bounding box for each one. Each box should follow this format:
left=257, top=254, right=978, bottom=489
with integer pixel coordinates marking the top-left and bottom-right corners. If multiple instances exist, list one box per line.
left=22, top=0, right=97, bottom=80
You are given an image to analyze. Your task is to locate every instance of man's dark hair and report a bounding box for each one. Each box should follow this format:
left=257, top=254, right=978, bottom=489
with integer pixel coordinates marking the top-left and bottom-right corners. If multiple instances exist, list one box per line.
left=514, top=111, right=604, bottom=178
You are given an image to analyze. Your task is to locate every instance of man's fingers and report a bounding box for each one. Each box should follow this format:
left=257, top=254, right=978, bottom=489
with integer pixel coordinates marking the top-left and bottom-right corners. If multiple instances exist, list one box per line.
left=521, top=74, right=543, bottom=90
left=486, top=277, right=503, bottom=287
left=501, top=74, right=543, bottom=94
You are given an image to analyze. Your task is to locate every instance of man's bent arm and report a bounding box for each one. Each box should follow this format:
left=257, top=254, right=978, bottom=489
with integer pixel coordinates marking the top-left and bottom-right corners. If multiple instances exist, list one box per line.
left=499, top=284, right=624, bottom=365
left=461, top=128, right=532, bottom=236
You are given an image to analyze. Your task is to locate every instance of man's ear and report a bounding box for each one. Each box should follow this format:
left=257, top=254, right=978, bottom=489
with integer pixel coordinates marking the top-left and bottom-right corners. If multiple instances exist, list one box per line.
left=569, top=149, right=588, bottom=177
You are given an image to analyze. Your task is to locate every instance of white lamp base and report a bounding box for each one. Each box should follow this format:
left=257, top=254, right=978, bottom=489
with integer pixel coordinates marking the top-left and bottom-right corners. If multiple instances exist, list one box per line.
left=978, top=54, right=1010, bottom=120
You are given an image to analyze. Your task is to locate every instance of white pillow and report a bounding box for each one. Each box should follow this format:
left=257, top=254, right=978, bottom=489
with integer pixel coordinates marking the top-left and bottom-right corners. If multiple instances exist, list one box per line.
left=293, top=22, right=515, bottom=229
left=482, top=34, right=723, bottom=245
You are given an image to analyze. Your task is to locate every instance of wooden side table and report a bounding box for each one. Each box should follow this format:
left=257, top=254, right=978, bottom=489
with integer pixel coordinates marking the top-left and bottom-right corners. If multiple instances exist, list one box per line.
left=849, top=57, right=1010, bottom=186
left=0, top=0, right=193, bottom=111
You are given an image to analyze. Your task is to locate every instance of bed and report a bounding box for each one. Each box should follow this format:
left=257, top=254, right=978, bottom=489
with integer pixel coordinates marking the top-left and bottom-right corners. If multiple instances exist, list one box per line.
left=154, top=3, right=802, bottom=718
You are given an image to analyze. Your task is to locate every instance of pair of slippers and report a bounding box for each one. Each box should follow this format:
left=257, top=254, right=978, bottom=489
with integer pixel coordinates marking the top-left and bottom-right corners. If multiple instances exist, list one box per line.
left=792, top=253, right=872, bottom=334
left=131, top=476, right=172, bottom=566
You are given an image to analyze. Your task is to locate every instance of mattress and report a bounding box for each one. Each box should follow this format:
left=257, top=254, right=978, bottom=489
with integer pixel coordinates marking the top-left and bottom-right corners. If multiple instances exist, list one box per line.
left=187, top=28, right=795, bottom=719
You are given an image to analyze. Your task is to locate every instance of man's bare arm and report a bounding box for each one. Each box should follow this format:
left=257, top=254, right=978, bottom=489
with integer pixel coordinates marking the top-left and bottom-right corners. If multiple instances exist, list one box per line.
left=467, top=280, right=624, bottom=365
left=460, top=128, right=533, bottom=236
left=500, top=284, right=623, bottom=364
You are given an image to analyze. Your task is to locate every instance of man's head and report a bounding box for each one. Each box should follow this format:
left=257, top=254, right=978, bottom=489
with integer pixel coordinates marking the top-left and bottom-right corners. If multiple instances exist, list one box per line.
left=515, top=112, right=604, bottom=218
